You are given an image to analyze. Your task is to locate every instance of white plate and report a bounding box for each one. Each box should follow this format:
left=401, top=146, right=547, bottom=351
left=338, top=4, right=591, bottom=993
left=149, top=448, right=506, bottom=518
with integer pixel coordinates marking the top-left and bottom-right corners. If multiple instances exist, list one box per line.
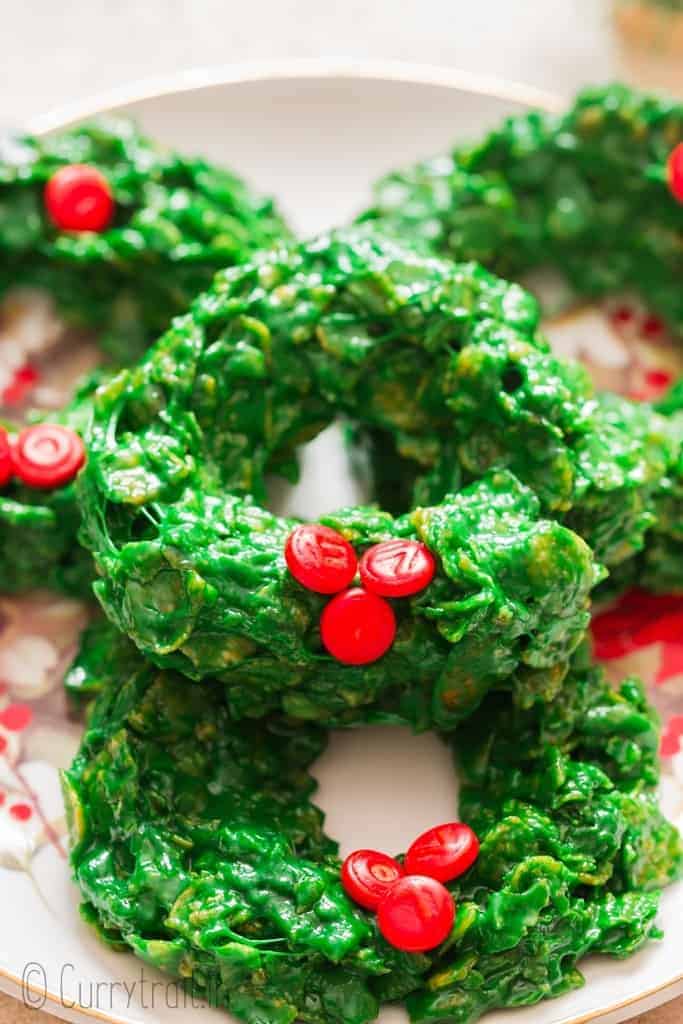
left=0, top=59, right=681, bottom=1024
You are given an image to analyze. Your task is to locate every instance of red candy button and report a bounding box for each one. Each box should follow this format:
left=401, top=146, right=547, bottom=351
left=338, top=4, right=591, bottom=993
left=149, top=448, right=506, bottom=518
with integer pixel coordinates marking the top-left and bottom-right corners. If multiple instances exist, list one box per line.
left=12, top=424, right=85, bottom=489
left=405, top=822, right=480, bottom=883
left=377, top=875, right=455, bottom=952
left=44, top=164, right=114, bottom=232
left=320, top=587, right=396, bottom=665
left=0, top=428, right=12, bottom=487
left=667, top=143, right=683, bottom=204
left=341, top=849, right=404, bottom=910
left=359, top=539, right=436, bottom=598
left=285, top=524, right=357, bottom=594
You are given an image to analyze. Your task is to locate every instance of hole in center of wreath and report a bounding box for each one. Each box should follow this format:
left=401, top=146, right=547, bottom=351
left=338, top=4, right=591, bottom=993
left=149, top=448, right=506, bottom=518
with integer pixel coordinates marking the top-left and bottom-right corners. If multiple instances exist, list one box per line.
left=268, top=422, right=373, bottom=519
left=313, top=726, right=459, bottom=857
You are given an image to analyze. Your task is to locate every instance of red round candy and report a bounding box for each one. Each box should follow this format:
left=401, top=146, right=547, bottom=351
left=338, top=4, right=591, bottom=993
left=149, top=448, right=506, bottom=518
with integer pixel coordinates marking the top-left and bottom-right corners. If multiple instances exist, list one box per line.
left=12, top=424, right=85, bottom=489
left=44, top=164, right=114, bottom=232
left=341, top=849, right=404, bottom=910
left=667, top=143, right=683, bottom=204
left=359, top=539, right=436, bottom=598
left=0, top=428, right=12, bottom=487
left=320, top=587, right=396, bottom=665
left=377, top=875, right=455, bottom=952
left=285, top=524, right=357, bottom=594
left=405, top=822, right=480, bottom=883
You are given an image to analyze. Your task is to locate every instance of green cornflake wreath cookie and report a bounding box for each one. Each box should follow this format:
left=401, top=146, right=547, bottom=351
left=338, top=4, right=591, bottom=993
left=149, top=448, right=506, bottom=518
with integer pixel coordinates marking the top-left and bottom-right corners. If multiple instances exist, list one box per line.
left=78, top=227, right=674, bottom=689
left=0, top=118, right=289, bottom=364
left=359, top=83, right=683, bottom=532
left=63, top=631, right=680, bottom=1024
left=363, top=83, right=683, bottom=337
left=0, top=118, right=289, bottom=594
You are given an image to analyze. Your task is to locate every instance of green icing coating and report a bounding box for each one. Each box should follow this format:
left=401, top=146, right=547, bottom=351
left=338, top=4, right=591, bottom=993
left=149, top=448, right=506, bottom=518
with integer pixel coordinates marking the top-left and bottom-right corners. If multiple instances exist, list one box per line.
left=0, top=475, right=90, bottom=595
left=63, top=640, right=681, bottom=1024
left=403, top=374, right=673, bottom=571
left=63, top=616, right=139, bottom=704
left=363, top=83, right=683, bottom=336
left=0, top=119, right=289, bottom=363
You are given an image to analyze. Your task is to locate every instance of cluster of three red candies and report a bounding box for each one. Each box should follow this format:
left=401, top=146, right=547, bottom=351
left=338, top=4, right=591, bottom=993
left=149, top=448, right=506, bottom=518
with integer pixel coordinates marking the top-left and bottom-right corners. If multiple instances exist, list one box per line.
left=284, top=523, right=437, bottom=665
left=341, top=822, right=480, bottom=953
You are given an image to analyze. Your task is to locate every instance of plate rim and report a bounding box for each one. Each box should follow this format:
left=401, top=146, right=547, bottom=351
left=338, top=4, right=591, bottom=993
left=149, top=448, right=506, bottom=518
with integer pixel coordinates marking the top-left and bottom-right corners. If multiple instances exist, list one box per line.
left=25, top=56, right=565, bottom=136
left=7, top=55, right=681, bottom=1024
left=1, top=960, right=682, bottom=1024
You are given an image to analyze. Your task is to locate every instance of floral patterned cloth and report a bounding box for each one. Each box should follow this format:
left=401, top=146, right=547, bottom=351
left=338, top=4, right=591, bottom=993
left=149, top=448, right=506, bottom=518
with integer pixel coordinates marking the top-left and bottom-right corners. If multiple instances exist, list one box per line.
left=0, top=593, right=88, bottom=869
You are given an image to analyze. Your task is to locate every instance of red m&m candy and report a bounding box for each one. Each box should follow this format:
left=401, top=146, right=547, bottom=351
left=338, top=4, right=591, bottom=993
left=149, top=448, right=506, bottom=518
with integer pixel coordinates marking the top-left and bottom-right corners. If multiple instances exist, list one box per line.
left=341, top=849, right=404, bottom=910
left=320, top=587, right=396, bottom=665
left=667, top=143, right=683, bottom=204
left=44, top=164, right=114, bottom=232
left=377, top=875, right=455, bottom=952
left=0, top=428, right=12, bottom=487
left=360, top=539, right=436, bottom=598
left=12, top=424, right=85, bottom=489
left=285, top=524, right=357, bottom=594
left=405, top=822, right=479, bottom=883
